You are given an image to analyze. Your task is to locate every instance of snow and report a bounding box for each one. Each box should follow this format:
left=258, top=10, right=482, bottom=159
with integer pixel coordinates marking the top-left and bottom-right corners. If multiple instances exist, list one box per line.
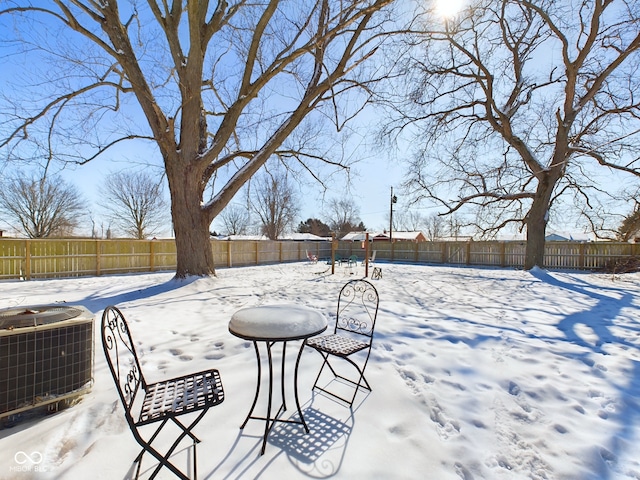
left=229, top=304, right=326, bottom=339
left=1, top=262, right=639, bottom=479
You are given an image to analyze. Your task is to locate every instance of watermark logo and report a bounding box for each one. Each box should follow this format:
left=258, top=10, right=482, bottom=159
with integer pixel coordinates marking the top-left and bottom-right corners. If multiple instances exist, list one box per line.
left=10, top=451, right=49, bottom=473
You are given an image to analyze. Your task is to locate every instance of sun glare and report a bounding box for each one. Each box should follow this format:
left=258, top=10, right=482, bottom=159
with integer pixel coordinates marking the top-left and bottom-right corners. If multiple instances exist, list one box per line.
left=435, top=0, right=466, bottom=19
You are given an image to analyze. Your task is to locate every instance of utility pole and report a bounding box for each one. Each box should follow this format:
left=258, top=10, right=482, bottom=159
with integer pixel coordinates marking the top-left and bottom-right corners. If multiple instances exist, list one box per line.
left=389, top=186, right=397, bottom=243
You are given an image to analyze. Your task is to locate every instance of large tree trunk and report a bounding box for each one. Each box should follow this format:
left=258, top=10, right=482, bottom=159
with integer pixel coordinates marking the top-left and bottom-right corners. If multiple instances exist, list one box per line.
left=167, top=162, right=216, bottom=278
left=172, top=204, right=215, bottom=278
left=524, top=207, right=547, bottom=270
left=524, top=175, right=556, bottom=270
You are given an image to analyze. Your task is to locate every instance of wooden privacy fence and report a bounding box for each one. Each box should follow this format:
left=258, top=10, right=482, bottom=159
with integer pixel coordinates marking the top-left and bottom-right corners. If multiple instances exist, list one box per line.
left=0, top=238, right=179, bottom=280
left=335, top=240, right=640, bottom=271
left=0, top=238, right=332, bottom=280
left=0, top=238, right=637, bottom=281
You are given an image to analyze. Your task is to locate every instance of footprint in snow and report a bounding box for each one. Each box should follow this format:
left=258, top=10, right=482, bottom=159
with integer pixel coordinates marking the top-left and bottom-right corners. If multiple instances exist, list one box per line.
left=429, top=397, right=461, bottom=439
left=205, top=353, right=224, bottom=360
left=507, top=381, right=520, bottom=396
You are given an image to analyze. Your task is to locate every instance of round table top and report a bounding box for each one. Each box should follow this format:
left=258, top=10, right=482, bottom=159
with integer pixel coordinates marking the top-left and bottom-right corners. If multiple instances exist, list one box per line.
left=229, top=304, right=327, bottom=341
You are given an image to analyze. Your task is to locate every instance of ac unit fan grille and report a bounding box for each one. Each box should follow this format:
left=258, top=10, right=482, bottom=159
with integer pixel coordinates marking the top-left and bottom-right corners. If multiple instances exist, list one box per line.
left=0, top=305, right=83, bottom=329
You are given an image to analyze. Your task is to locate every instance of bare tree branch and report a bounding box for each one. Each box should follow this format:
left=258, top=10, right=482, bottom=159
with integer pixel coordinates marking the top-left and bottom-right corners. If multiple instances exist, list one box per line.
left=0, top=0, right=395, bottom=276
left=0, top=172, right=85, bottom=237
left=384, top=0, right=640, bottom=268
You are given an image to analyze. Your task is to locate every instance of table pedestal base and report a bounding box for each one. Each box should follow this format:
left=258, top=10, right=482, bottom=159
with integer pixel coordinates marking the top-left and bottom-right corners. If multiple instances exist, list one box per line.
left=240, top=340, right=308, bottom=455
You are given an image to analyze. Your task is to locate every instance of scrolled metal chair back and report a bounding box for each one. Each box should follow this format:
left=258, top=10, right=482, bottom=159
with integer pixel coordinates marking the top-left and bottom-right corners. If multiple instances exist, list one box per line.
left=101, top=306, right=145, bottom=421
left=335, top=279, right=379, bottom=338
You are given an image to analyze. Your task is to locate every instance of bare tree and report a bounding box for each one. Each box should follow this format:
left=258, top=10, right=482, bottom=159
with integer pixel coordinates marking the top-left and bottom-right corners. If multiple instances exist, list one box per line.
left=219, top=204, right=250, bottom=236
left=99, top=171, right=168, bottom=239
left=0, top=0, right=394, bottom=277
left=446, top=215, right=464, bottom=240
left=387, top=0, right=640, bottom=269
left=326, top=197, right=365, bottom=238
left=298, top=218, right=332, bottom=237
left=618, top=203, right=640, bottom=242
left=0, top=173, right=84, bottom=238
left=394, top=209, right=427, bottom=232
left=424, top=214, right=445, bottom=241
left=251, top=165, right=300, bottom=240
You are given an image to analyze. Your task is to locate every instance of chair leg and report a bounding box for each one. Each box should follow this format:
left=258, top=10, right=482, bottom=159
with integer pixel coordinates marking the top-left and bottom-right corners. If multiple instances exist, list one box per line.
left=193, top=436, right=198, bottom=480
left=134, top=439, right=190, bottom=480
left=144, top=443, right=190, bottom=480
left=171, top=416, right=201, bottom=443
left=343, top=356, right=372, bottom=406
left=134, top=407, right=209, bottom=480
left=311, top=352, right=331, bottom=390
left=342, top=355, right=372, bottom=392
left=310, top=351, right=372, bottom=407
left=134, top=449, right=144, bottom=479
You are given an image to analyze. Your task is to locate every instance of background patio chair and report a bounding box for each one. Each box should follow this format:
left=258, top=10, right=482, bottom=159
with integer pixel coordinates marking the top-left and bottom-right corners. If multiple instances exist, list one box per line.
left=306, top=250, right=318, bottom=263
left=305, top=279, right=379, bottom=407
left=362, top=250, right=376, bottom=266
left=101, top=306, right=225, bottom=479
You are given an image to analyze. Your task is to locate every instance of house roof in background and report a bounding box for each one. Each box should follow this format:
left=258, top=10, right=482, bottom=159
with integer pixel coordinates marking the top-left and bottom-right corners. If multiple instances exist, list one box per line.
left=281, top=233, right=329, bottom=241
left=340, top=231, right=427, bottom=241
left=213, top=233, right=329, bottom=241
left=341, top=232, right=370, bottom=241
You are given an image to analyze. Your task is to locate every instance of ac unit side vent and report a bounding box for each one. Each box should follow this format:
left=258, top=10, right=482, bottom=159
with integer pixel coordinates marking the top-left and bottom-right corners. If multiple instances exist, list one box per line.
left=0, top=305, right=94, bottom=420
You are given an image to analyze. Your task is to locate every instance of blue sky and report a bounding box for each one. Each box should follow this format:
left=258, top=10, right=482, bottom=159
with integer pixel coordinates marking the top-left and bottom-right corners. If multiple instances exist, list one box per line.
left=52, top=128, right=408, bottom=237
left=0, top=0, right=633, bottom=241
left=0, top=1, right=410, bottom=238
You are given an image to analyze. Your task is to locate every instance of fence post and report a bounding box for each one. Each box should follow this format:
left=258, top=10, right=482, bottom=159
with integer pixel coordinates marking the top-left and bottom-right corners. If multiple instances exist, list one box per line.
left=500, top=241, right=506, bottom=267
left=255, top=241, right=259, bottom=265
left=227, top=241, right=232, bottom=268
left=150, top=239, right=155, bottom=272
left=466, top=241, right=471, bottom=265
left=96, top=239, right=101, bottom=276
left=25, top=239, right=31, bottom=281
left=331, top=234, right=336, bottom=274
left=365, top=233, right=370, bottom=277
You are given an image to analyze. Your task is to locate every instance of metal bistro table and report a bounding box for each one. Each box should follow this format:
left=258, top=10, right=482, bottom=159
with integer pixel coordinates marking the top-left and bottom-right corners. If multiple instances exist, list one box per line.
left=229, top=304, right=327, bottom=455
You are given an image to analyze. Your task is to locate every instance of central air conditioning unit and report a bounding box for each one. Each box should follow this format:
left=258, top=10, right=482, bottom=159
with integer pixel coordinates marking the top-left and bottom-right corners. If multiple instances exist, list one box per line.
left=0, top=304, right=94, bottom=420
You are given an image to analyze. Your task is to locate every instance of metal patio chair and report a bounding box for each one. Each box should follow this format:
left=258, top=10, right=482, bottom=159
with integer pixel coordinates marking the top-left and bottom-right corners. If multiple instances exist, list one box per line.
left=305, top=279, right=379, bottom=407
left=306, top=250, right=318, bottom=263
left=362, top=250, right=376, bottom=266
left=101, top=306, right=224, bottom=479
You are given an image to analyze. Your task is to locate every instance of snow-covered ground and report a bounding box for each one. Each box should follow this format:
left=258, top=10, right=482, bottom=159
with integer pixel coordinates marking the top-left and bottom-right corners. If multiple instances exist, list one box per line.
left=1, top=262, right=639, bottom=479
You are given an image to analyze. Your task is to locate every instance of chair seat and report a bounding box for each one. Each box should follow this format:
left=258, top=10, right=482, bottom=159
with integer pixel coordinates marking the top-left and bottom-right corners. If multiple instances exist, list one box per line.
left=139, top=369, right=224, bottom=425
left=306, top=334, right=369, bottom=356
